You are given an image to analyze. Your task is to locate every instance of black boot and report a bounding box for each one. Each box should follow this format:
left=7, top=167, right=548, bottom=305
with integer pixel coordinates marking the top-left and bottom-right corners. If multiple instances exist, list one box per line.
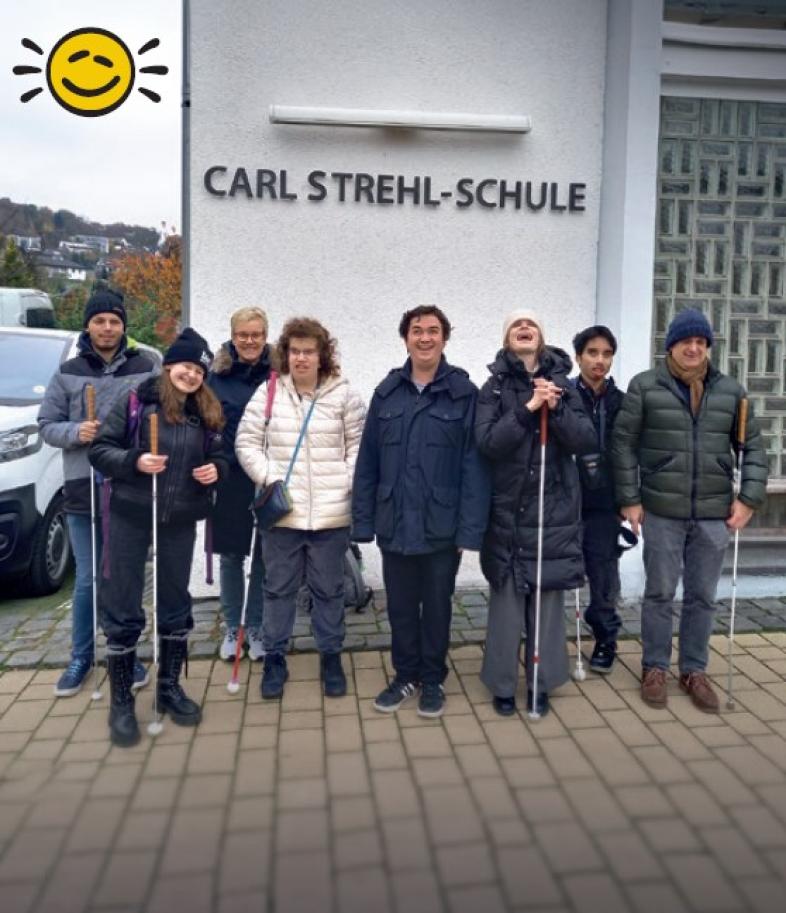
left=107, top=650, right=141, bottom=748
left=157, top=637, right=202, bottom=726
left=321, top=652, right=347, bottom=698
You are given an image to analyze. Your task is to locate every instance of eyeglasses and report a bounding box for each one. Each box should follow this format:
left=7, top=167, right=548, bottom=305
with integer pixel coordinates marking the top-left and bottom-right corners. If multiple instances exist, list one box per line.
left=290, top=346, right=318, bottom=359
left=234, top=332, right=266, bottom=343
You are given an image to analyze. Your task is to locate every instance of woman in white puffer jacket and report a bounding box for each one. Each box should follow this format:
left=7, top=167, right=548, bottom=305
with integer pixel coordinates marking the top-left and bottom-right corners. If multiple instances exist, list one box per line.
left=236, top=317, right=366, bottom=701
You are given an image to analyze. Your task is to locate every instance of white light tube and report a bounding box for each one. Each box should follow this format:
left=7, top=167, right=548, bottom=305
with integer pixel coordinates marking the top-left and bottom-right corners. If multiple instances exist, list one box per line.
left=269, top=105, right=531, bottom=134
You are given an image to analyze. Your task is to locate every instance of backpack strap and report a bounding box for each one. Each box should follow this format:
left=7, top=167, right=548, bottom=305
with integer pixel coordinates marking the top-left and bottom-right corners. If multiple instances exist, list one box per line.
left=265, top=372, right=278, bottom=424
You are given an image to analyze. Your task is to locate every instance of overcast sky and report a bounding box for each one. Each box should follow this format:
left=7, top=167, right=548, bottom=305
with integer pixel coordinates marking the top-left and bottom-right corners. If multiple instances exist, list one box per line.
left=0, top=0, right=181, bottom=231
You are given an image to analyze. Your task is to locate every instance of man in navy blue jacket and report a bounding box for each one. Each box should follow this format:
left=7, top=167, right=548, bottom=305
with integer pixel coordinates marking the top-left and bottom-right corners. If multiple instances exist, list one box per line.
left=352, top=306, right=490, bottom=718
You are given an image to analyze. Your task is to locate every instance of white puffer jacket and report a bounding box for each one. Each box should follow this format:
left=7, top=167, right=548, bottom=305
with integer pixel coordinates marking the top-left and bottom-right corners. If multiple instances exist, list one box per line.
left=236, top=372, right=366, bottom=530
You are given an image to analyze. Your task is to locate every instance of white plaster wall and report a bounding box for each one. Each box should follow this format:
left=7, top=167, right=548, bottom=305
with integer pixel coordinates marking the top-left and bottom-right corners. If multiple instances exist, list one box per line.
left=189, top=0, right=608, bottom=595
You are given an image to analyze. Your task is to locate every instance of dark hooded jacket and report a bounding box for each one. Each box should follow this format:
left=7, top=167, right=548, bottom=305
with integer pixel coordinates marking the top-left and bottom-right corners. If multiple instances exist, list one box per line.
left=88, top=376, right=228, bottom=525
left=570, top=375, right=625, bottom=513
left=207, top=342, right=272, bottom=554
left=352, top=357, right=491, bottom=554
left=475, top=346, right=596, bottom=592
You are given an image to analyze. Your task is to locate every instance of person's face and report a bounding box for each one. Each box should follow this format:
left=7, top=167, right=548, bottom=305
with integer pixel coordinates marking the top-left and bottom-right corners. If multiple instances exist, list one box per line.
left=288, top=336, right=320, bottom=387
left=232, top=318, right=267, bottom=364
left=405, top=315, right=445, bottom=373
left=87, top=312, right=124, bottom=353
left=575, top=335, right=614, bottom=383
left=506, top=319, right=541, bottom=358
left=167, top=362, right=205, bottom=394
left=670, top=336, right=709, bottom=371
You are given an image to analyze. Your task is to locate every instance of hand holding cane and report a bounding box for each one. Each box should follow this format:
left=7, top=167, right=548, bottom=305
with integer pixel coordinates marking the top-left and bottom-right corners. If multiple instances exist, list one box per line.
left=528, top=404, right=549, bottom=721
left=85, top=384, right=103, bottom=701
left=227, top=520, right=260, bottom=695
left=147, top=413, right=164, bottom=736
left=726, top=398, right=748, bottom=711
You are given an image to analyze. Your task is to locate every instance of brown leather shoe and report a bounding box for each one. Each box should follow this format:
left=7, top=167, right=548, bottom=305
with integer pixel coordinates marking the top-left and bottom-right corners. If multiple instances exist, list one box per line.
left=641, top=667, right=668, bottom=708
left=679, top=671, right=720, bottom=714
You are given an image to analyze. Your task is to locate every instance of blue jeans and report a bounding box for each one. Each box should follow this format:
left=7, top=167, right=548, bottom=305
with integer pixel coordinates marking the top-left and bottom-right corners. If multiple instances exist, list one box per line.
left=641, top=513, right=729, bottom=673
left=261, top=527, right=349, bottom=654
left=219, top=548, right=264, bottom=631
left=66, top=512, right=102, bottom=662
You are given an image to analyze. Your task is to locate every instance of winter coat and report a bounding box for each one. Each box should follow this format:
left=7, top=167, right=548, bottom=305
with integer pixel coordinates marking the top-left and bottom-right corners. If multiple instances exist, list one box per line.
left=475, top=347, right=597, bottom=592
left=207, top=342, right=272, bottom=554
left=352, top=357, right=491, bottom=555
left=235, top=372, right=366, bottom=531
left=570, top=375, right=625, bottom=514
left=37, top=333, right=158, bottom=514
left=612, top=361, right=768, bottom=520
left=88, top=377, right=229, bottom=525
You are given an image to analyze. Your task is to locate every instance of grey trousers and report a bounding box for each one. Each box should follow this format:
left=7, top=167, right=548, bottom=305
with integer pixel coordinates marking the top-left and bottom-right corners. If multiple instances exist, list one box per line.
left=642, top=512, right=729, bottom=673
left=481, top=576, right=569, bottom=697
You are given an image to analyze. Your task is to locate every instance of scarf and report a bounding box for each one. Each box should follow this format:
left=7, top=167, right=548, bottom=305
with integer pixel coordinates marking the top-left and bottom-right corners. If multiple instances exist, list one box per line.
left=666, top=353, right=708, bottom=416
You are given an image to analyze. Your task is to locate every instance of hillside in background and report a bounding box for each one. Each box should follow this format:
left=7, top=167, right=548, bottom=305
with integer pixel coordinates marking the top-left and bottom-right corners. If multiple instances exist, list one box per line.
left=0, top=198, right=159, bottom=251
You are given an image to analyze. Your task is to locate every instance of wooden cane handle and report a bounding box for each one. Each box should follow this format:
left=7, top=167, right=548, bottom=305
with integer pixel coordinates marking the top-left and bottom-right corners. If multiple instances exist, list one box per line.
left=85, top=384, right=96, bottom=422
left=540, top=403, right=548, bottom=444
left=737, top=398, right=748, bottom=446
left=150, top=413, right=159, bottom=456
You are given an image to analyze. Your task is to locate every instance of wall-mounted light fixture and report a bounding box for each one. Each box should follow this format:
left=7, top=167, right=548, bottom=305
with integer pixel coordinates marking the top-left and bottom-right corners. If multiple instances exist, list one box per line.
left=269, top=105, right=531, bottom=134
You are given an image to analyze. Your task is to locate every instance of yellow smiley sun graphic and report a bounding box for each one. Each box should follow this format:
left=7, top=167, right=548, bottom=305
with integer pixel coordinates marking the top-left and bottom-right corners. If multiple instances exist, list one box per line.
left=13, top=27, right=168, bottom=117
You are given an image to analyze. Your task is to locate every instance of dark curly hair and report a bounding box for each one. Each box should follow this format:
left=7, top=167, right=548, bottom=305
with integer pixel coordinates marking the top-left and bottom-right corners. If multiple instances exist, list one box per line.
left=398, top=305, right=452, bottom=341
left=276, top=317, right=340, bottom=380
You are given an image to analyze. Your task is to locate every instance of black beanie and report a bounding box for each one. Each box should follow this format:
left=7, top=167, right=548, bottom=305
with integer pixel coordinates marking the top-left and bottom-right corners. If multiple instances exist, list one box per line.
left=83, top=288, right=127, bottom=328
left=163, top=327, right=213, bottom=374
left=665, top=308, right=713, bottom=351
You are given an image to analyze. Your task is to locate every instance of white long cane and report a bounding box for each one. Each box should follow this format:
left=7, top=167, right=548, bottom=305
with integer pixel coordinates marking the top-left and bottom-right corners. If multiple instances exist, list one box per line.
left=573, top=587, right=587, bottom=682
left=147, top=413, right=164, bottom=736
left=726, top=398, right=748, bottom=711
left=227, top=520, right=260, bottom=695
left=86, top=385, right=102, bottom=702
left=528, top=405, right=549, bottom=721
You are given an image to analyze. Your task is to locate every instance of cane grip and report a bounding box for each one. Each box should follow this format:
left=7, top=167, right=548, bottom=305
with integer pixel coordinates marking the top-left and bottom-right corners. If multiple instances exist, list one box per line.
left=539, top=403, right=548, bottom=445
left=737, top=398, right=748, bottom=446
left=85, top=384, right=96, bottom=422
left=150, top=413, right=159, bottom=456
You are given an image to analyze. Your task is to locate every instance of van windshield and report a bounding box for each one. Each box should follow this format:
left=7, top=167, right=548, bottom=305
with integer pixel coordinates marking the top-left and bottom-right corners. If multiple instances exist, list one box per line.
left=0, top=334, right=70, bottom=405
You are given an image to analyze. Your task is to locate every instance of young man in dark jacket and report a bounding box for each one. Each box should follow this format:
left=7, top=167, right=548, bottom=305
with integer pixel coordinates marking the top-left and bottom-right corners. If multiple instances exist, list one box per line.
left=352, top=306, right=490, bottom=719
left=475, top=310, right=596, bottom=717
left=38, top=289, right=158, bottom=697
left=207, top=307, right=272, bottom=662
left=613, top=308, right=768, bottom=713
left=571, top=325, right=628, bottom=674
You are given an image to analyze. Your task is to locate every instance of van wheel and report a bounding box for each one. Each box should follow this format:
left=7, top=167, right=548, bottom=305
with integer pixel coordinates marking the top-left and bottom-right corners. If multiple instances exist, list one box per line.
left=27, top=494, right=72, bottom=596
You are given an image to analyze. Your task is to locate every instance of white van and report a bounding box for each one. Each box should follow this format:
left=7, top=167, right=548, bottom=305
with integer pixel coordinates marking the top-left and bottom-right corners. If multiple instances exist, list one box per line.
left=0, top=287, right=56, bottom=329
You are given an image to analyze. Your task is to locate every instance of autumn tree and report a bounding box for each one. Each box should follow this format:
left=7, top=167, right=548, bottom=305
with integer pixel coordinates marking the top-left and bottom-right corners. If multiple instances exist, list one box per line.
left=111, top=236, right=182, bottom=348
left=0, top=237, right=39, bottom=287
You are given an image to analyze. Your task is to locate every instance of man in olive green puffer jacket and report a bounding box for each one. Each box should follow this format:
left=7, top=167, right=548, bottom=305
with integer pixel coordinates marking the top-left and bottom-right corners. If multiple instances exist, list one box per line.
left=612, top=308, right=768, bottom=714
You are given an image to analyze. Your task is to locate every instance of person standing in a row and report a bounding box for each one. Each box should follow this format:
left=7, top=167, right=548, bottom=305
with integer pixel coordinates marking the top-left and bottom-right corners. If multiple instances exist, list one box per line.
left=207, top=306, right=273, bottom=663
left=236, top=318, right=366, bottom=701
left=90, top=328, right=228, bottom=746
left=475, top=311, right=595, bottom=718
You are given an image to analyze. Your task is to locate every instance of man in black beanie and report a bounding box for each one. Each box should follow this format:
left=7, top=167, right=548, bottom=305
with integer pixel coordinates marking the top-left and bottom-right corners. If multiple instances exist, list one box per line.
left=613, top=308, right=768, bottom=714
left=38, top=288, right=159, bottom=697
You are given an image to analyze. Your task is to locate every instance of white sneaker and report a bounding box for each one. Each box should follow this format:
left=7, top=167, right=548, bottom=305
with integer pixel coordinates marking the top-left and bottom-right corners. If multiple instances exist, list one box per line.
left=220, top=629, right=239, bottom=661
left=246, top=628, right=265, bottom=661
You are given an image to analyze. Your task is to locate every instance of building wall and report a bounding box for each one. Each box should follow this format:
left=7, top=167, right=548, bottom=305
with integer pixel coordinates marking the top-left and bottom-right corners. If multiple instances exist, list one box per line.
left=189, top=0, right=609, bottom=592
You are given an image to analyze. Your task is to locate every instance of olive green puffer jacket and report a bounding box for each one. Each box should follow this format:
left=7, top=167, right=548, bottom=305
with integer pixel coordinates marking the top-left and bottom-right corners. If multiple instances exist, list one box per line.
left=612, top=362, right=767, bottom=520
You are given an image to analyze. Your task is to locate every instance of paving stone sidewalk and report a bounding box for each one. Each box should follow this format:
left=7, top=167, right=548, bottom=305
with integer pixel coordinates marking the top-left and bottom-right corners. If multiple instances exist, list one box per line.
left=1, top=633, right=786, bottom=913
left=2, top=587, right=786, bottom=670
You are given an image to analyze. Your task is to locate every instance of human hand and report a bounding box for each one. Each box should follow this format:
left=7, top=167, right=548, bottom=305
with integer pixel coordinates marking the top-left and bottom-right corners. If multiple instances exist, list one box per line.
left=192, top=463, right=218, bottom=485
left=528, top=378, right=562, bottom=411
left=136, top=453, right=168, bottom=474
left=78, top=420, right=101, bottom=443
left=726, top=499, right=754, bottom=531
left=621, top=504, right=643, bottom=536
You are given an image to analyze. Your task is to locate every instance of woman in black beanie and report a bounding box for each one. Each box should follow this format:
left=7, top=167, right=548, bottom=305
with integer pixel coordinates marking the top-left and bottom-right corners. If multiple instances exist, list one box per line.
left=89, top=328, right=228, bottom=747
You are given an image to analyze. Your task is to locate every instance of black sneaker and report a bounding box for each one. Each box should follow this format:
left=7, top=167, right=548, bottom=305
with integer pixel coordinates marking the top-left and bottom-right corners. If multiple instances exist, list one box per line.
left=590, top=641, right=617, bottom=675
left=526, top=690, right=549, bottom=717
left=418, top=682, right=445, bottom=719
left=373, top=679, right=418, bottom=713
left=260, top=653, right=289, bottom=700
left=492, top=695, right=517, bottom=717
